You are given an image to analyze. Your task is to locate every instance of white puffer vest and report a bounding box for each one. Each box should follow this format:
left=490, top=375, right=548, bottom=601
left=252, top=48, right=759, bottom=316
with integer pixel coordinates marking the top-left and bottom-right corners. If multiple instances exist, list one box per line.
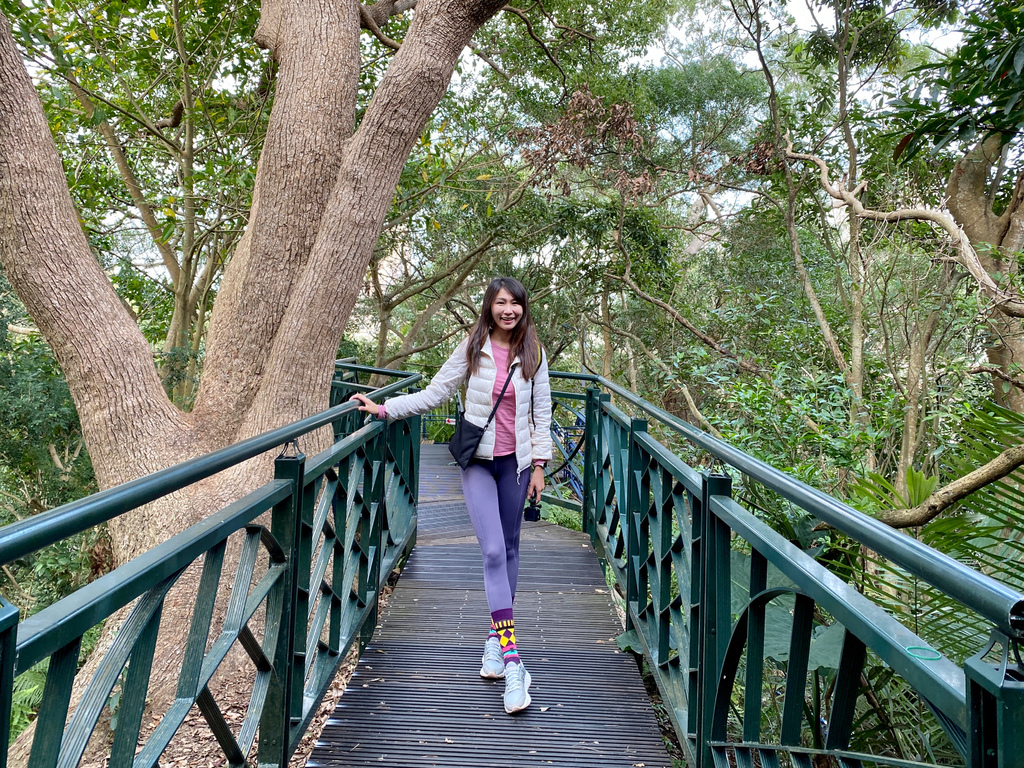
left=383, top=335, right=553, bottom=474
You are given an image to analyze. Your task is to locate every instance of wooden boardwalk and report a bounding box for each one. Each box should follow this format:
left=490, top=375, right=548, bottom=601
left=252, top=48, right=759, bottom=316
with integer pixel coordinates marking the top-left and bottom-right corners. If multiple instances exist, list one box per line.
left=307, top=444, right=671, bottom=768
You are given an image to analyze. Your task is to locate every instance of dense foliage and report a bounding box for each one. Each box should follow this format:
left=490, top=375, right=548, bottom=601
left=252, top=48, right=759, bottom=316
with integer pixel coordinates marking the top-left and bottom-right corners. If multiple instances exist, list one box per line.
left=3, top=0, right=1024, bottom=757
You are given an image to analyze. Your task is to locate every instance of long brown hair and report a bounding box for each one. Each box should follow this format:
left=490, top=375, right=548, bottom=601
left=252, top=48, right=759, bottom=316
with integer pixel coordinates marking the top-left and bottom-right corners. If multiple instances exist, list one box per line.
left=465, top=277, right=542, bottom=380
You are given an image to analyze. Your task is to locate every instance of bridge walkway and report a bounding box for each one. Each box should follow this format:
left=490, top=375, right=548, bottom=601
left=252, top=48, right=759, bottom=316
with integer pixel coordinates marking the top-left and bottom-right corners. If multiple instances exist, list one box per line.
left=306, top=444, right=671, bottom=768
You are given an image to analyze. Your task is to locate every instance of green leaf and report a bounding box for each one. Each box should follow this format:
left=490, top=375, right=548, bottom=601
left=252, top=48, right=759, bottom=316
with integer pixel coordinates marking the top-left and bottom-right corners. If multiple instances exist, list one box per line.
left=763, top=598, right=796, bottom=662
left=615, top=629, right=643, bottom=653
left=905, top=467, right=939, bottom=507
left=807, top=622, right=845, bottom=672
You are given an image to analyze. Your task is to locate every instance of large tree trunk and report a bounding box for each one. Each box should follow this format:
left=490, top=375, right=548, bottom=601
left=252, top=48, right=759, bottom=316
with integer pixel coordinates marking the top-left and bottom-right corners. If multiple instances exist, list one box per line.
left=0, top=14, right=195, bottom=498
left=947, top=135, right=1024, bottom=411
left=190, top=0, right=361, bottom=441
left=1, top=0, right=507, bottom=761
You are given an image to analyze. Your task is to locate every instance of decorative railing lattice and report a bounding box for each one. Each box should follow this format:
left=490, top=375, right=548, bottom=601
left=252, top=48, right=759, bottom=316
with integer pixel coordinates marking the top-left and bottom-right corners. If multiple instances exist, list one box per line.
left=0, top=368, right=421, bottom=768
left=1, top=363, right=1022, bottom=768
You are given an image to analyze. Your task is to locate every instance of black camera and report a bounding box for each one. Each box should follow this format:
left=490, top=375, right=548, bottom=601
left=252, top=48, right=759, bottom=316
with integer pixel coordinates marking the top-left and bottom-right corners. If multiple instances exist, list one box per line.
left=524, top=500, right=541, bottom=522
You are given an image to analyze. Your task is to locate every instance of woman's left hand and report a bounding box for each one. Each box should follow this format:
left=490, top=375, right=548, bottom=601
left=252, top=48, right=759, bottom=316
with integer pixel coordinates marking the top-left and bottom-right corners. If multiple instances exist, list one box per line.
left=527, top=465, right=545, bottom=503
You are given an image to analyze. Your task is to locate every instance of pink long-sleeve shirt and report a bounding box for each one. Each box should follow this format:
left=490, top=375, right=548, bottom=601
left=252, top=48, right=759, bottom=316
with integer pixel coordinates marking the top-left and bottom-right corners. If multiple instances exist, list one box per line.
left=490, top=343, right=517, bottom=456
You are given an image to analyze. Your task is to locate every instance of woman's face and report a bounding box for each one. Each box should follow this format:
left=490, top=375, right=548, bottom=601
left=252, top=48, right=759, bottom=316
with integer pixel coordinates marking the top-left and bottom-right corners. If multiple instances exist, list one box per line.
left=490, top=287, right=524, bottom=333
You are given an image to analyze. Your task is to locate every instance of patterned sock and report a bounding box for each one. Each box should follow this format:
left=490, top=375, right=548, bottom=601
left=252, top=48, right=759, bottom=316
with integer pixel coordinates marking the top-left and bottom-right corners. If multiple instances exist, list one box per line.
left=488, top=621, right=499, bottom=642
left=491, top=608, right=520, bottom=666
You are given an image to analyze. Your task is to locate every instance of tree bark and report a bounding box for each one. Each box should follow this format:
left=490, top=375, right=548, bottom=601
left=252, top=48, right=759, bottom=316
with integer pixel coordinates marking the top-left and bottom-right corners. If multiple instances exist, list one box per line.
left=1, top=14, right=193, bottom=501
left=191, top=0, right=362, bottom=438
left=947, top=135, right=1024, bottom=411
left=1, top=0, right=511, bottom=761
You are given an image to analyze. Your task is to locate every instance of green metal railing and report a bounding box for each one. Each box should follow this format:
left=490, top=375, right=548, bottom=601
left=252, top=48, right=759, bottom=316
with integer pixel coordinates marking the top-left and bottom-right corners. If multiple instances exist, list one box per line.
left=0, top=368, right=422, bottom=768
left=549, top=372, right=1024, bottom=768
left=4, top=361, right=1024, bottom=768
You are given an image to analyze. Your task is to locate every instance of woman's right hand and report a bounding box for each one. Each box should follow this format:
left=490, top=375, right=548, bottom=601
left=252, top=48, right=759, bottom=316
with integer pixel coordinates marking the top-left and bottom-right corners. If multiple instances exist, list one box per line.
left=349, top=392, right=382, bottom=418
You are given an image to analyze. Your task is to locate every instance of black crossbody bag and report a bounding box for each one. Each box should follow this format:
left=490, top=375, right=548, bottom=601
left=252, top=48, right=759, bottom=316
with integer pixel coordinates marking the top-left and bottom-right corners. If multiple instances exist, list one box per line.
left=449, top=363, right=518, bottom=470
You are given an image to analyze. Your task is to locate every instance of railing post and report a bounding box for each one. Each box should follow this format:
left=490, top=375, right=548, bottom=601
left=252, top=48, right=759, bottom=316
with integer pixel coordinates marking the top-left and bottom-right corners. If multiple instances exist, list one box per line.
left=291, top=449, right=318, bottom=723
left=966, top=637, right=1024, bottom=768
left=259, top=444, right=305, bottom=768
left=0, top=598, right=17, bottom=768
left=696, top=471, right=732, bottom=768
left=582, top=387, right=601, bottom=547
left=624, top=418, right=648, bottom=636
left=359, top=425, right=387, bottom=652
left=405, top=387, right=421, bottom=507
left=403, top=409, right=421, bottom=555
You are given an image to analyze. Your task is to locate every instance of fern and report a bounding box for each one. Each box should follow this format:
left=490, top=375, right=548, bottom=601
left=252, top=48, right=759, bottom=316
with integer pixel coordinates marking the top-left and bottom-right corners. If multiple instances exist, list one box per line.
left=10, top=659, right=47, bottom=740
left=851, top=401, right=1024, bottom=664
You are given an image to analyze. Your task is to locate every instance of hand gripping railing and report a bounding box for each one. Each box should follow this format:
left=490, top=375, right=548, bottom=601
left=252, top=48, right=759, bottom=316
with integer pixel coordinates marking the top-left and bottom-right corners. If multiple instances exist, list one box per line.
left=0, top=368, right=421, bottom=768
left=550, top=372, right=1024, bottom=768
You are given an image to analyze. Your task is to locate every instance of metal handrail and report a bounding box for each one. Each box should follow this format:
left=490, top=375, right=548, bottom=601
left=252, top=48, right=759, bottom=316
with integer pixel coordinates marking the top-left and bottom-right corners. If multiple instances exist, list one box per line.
left=0, top=374, right=421, bottom=567
left=333, top=361, right=417, bottom=379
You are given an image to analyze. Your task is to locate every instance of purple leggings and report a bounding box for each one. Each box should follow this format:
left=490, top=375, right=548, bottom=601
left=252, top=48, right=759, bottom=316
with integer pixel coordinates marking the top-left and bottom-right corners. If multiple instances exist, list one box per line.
left=461, top=453, right=530, bottom=614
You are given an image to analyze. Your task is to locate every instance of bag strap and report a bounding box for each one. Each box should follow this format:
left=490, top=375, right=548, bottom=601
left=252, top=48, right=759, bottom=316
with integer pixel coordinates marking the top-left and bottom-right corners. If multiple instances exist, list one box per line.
left=529, top=343, right=542, bottom=428
left=483, top=363, right=517, bottom=428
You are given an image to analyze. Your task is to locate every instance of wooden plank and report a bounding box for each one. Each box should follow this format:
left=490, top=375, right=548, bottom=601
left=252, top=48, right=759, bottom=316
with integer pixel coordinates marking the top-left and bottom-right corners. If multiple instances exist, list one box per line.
left=307, top=444, right=671, bottom=768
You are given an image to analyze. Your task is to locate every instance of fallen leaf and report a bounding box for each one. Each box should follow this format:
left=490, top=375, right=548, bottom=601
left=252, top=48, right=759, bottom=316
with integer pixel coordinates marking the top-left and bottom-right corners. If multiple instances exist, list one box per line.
left=444, top=738, right=454, bottom=743
left=540, top=706, right=550, bottom=712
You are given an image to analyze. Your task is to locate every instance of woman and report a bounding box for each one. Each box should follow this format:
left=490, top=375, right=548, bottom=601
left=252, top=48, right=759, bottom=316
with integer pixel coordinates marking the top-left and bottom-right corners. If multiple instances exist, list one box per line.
left=350, top=277, right=552, bottom=715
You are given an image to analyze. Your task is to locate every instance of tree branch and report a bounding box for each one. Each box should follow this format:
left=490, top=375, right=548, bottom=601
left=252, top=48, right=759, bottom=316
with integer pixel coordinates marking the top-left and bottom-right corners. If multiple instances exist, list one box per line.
left=386, top=235, right=495, bottom=308
left=393, top=236, right=494, bottom=356
left=47, top=443, right=66, bottom=473
left=785, top=136, right=1024, bottom=318
left=610, top=271, right=762, bottom=373
left=154, top=100, right=185, bottom=129
left=0, top=488, right=27, bottom=515
left=680, top=383, right=724, bottom=439
left=968, top=364, right=1024, bottom=392
left=384, top=323, right=467, bottom=365
left=501, top=4, right=566, bottom=92
left=470, top=44, right=511, bottom=80
left=946, top=133, right=1009, bottom=246
left=880, top=441, right=1024, bottom=528
left=359, top=3, right=402, bottom=50
left=363, top=0, right=418, bottom=28
left=68, top=81, right=182, bottom=285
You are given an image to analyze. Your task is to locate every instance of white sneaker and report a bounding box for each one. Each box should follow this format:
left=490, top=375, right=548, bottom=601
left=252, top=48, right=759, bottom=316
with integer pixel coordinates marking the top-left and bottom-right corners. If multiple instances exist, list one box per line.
left=480, top=637, right=505, bottom=679
left=503, top=662, right=532, bottom=714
